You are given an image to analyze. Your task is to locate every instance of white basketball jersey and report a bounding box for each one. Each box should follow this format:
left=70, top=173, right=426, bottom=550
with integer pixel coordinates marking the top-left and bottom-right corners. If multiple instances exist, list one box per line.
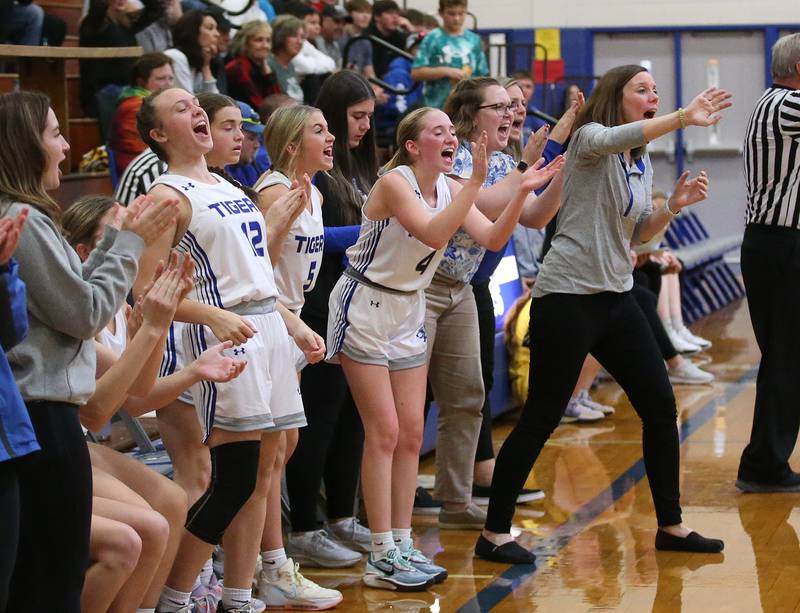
left=346, top=165, right=451, bottom=292
left=151, top=173, right=277, bottom=308
left=254, top=171, right=325, bottom=313
left=97, top=309, right=128, bottom=355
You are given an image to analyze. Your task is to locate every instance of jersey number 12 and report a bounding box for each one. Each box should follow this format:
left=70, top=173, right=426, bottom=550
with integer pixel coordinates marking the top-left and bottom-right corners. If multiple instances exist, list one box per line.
left=241, top=221, right=265, bottom=257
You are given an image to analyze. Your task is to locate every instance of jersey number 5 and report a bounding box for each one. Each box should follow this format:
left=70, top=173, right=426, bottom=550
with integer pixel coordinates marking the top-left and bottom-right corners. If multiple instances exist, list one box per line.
left=241, top=221, right=265, bottom=257
left=415, top=252, right=435, bottom=275
left=303, top=261, right=318, bottom=291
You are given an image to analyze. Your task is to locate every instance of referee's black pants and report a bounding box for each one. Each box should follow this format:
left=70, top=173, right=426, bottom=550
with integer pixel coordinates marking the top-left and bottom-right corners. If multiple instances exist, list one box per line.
left=738, top=223, right=800, bottom=482
left=485, top=290, right=681, bottom=533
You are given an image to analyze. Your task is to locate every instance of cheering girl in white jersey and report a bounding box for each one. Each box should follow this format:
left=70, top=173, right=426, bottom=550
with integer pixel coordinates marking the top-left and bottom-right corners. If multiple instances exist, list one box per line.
left=134, top=87, right=325, bottom=613
left=198, top=93, right=342, bottom=610
left=326, top=107, right=545, bottom=592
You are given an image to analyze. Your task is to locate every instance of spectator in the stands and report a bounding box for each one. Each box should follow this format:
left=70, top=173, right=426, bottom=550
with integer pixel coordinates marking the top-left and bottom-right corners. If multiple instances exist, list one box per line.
left=411, top=0, right=488, bottom=109
left=365, top=0, right=407, bottom=78
left=225, top=20, right=281, bottom=110
left=375, top=31, right=423, bottom=144
left=342, top=0, right=374, bottom=77
left=225, top=100, right=269, bottom=187
left=164, top=9, right=221, bottom=94
left=2, top=0, right=43, bottom=45
left=136, top=0, right=181, bottom=52
left=111, top=52, right=174, bottom=175
left=510, top=71, right=547, bottom=139
left=283, top=1, right=335, bottom=103
left=405, top=8, right=439, bottom=35
left=268, top=14, right=306, bottom=102
left=79, top=0, right=166, bottom=117
left=315, top=4, right=347, bottom=68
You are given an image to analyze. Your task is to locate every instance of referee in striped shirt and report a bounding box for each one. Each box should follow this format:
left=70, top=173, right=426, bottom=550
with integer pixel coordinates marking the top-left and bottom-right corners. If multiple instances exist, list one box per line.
left=737, top=33, right=800, bottom=493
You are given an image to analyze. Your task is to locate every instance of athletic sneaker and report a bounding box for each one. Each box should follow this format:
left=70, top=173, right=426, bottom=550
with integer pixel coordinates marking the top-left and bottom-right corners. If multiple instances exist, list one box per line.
left=667, top=360, right=715, bottom=384
left=576, top=390, right=615, bottom=415
left=363, top=548, right=434, bottom=591
left=666, top=325, right=701, bottom=354
left=560, top=398, right=604, bottom=424
left=438, top=503, right=487, bottom=530
left=257, top=558, right=343, bottom=610
left=412, top=487, right=441, bottom=515
left=471, top=483, right=544, bottom=506
left=286, top=529, right=362, bottom=568
left=190, top=581, right=221, bottom=612
left=216, top=584, right=264, bottom=613
left=156, top=604, right=196, bottom=613
left=326, top=516, right=372, bottom=553
left=676, top=324, right=712, bottom=350
left=399, top=548, right=448, bottom=583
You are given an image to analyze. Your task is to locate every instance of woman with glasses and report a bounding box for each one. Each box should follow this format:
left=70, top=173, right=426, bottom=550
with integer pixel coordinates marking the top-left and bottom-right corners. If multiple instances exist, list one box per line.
left=425, top=77, right=564, bottom=530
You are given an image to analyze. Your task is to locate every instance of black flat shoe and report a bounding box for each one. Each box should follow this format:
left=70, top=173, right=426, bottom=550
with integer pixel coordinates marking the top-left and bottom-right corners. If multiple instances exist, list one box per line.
left=655, top=530, right=724, bottom=553
left=474, top=534, right=536, bottom=564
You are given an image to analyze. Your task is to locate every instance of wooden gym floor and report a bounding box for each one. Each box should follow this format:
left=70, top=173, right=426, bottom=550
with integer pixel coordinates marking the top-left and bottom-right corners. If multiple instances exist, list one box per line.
left=299, top=296, right=800, bottom=612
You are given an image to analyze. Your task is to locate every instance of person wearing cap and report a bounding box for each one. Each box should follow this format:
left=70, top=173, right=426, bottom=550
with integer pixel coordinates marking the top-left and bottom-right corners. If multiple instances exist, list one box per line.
left=365, top=0, right=408, bottom=77
left=316, top=4, right=348, bottom=68
left=226, top=20, right=282, bottom=110
left=226, top=100, right=271, bottom=187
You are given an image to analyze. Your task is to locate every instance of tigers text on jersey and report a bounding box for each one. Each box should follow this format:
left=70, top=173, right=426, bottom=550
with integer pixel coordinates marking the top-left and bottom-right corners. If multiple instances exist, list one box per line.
left=151, top=172, right=278, bottom=309
left=346, top=165, right=452, bottom=292
left=254, top=170, right=325, bottom=313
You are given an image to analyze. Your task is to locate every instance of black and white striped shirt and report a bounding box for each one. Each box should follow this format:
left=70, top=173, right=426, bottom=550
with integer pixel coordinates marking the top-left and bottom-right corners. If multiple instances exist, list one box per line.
left=744, top=85, right=800, bottom=228
left=114, top=148, right=166, bottom=206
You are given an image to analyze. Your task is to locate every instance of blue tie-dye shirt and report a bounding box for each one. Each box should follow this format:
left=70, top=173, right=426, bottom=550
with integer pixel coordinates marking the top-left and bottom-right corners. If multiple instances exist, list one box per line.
left=436, top=142, right=516, bottom=283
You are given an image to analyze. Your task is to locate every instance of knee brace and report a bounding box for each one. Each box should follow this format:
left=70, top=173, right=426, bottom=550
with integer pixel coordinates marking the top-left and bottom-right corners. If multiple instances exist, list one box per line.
left=185, top=440, right=260, bottom=545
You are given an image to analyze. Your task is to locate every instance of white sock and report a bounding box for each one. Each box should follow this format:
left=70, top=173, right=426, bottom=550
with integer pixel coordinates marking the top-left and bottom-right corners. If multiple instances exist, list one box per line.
left=157, top=586, right=191, bottom=612
left=199, top=557, right=214, bottom=585
left=261, top=547, right=288, bottom=579
left=221, top=586, right=251, bottom=609
left=392, top=527, right=413, bottom=552
left=136, top=609, right=156, bottom=613
left=370, top=531, right=395, bottom=556
left=672, top=316, right=684, bottom=330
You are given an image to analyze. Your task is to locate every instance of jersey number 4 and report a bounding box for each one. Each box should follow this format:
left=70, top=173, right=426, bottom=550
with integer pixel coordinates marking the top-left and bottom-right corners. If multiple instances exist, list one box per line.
left=241, top=221, right=265, bottom=257
left=415, top=252, right=435, bottom=275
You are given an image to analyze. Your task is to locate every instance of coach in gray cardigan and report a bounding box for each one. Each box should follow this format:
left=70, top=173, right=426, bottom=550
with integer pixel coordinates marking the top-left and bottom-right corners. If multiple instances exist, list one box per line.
left=477, top=65, right=732, bottom=565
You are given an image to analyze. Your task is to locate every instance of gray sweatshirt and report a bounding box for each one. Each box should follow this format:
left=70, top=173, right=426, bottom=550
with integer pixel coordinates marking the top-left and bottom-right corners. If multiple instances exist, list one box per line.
left=5, top=203, right=144, bottom=405
left=533, top=121, right=652, bottom=297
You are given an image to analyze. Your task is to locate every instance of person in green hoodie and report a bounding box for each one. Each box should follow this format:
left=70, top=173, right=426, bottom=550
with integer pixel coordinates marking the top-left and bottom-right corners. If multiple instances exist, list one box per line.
left=111, top=52, right=175, bottom=176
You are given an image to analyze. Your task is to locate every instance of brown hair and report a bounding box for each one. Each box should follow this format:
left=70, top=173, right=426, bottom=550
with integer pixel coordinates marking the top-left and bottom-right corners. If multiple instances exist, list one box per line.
left=62, top=195, right=116, bottom=248
left=443, top=76, right=500, bottom=142
left=344, top=0, right=371, bottom=13
left=271, top=15, right=304, bottom=55
left=131, top=52, right=173, bottom=87
left=500, top=76, right=524, bottom=161
left=382, top=107, right=437, bottom=173
left=574, top=64, right=648, bottom=159
left=439, top=0, right=467, bottom=10
left=0, top=91, right=62, bottom=221
left=137, top=88, right=171, bottom=161
left=197, top=92, right=237, bottom=123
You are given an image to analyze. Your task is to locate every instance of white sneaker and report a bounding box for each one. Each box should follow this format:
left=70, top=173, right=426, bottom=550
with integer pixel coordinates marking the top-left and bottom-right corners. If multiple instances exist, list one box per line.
left=258, top=558, right=343, bottom=610
left=286, top=529, right=362, bottom=568
left=667, top=360, right=715, bottom=384
left=326, top=517, right=372, bottom=553
left=218, top=597, right=266, bottom=613
left=576, top=390, right=615, bottom=415
left=561, top=398, right=604, bottom=423
left=665, top=324, right=701, bottom=354
left=363, top=548, right=433, bottom=592
left=676, top=324, right=712, bottom=350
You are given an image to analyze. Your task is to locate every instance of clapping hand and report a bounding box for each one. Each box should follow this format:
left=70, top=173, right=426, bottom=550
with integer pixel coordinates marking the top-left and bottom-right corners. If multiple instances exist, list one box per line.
left=468, top=131, right=489, bottom=188
left=519, top=155, right=566, bottom=192
left=122, top=194, right=179, bottom=245
left=522, top=124, right=549, bottom=165
left=191, top=340, right=247, bottom=383
left=0, top=207, right=28, bottom=266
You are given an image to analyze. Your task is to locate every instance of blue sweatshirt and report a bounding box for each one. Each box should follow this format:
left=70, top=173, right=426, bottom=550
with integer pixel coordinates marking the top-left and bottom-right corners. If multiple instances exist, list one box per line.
left=0, top=259, right=39, bottom=462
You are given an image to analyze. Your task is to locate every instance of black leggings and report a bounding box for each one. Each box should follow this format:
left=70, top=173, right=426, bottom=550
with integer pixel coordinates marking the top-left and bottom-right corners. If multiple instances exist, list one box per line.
left=286, top=316, right=365, bottom=531
left=472, top=281, right=496, bottom=463
left=0, top=460, right=19, bottom=613
left=486, top=291, right=681, bottom=533
left=631, top=275, right=678, bottom=361
left=8, top=401, right=92, bottom=613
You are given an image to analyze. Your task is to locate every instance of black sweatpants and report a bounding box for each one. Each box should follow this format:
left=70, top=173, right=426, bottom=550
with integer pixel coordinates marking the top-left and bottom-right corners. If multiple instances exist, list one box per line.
left=286, top=315, right=365, bottom=531
left=0, top=460, right=19, bottom=613
left=8, top=401, right=92, bottom=613
left=472, top=281, right=496, bottom=463
left=486, top=291, right=681, bottom=533
left=738, top=224, right=800, bottom=483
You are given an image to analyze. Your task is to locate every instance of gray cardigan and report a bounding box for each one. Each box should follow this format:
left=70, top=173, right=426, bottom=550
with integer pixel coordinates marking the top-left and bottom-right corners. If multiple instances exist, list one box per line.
left=6, top=203, right=144, bottom=405
left=533, top=121, right=652, bottom=297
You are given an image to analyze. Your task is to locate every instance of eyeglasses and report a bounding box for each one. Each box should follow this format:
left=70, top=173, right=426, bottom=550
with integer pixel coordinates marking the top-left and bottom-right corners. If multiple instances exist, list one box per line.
left=478, top=102, right=515, bottom=116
